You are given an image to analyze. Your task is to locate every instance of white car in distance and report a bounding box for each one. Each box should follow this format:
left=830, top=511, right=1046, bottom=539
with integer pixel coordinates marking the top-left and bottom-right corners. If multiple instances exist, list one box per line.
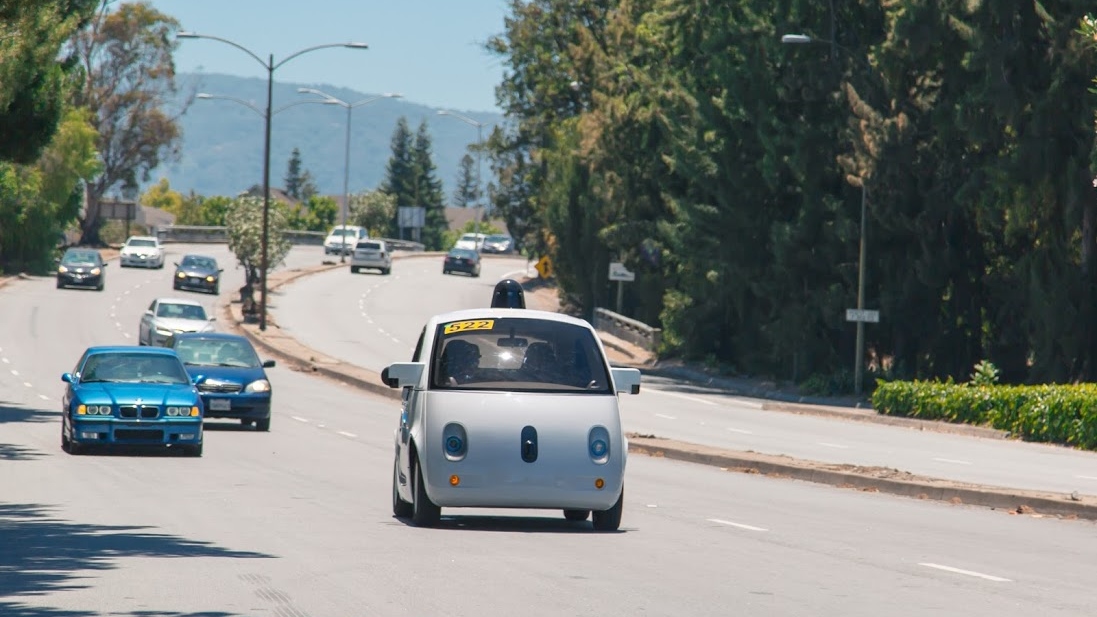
left=119, top=235, right=165, bottom=268
left=350, top=239, right=392, bottom=275
left=452, top=232, right=486, bottom=252
left=139, top=297, right=216, bottom=347
left=323, top=225, right=368, bottom=256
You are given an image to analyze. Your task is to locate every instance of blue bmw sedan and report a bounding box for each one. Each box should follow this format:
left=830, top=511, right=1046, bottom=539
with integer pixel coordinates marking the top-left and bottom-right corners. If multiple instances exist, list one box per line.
left=61, top=346, right=204, bottom=456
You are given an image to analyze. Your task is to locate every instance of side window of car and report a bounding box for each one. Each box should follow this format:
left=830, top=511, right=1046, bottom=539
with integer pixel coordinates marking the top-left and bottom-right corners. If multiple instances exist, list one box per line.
left=411, top=327, right=426, bottom=362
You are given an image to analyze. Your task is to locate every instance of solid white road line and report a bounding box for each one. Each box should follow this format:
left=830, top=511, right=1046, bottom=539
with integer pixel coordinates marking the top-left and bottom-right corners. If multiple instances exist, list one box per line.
left=1075, top=475, right=1097, bottom=481
left=726, top=427, right=754, bottom=435
left=932, top=457, right=972, bottom=465
left=818, top=442, right=850, bottom=449
left=918, top=563, right=1010, bottom=582
left=648, top=389, right=718, bottom=406
left=708, top=518, right=768, bottom=532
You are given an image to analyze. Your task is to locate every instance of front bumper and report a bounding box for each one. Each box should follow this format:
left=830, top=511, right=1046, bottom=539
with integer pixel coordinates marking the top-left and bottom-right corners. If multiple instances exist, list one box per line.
left=58, top=273, right=102, bottom=288
left=174, top=276, right=218, bottom=293
left=198, top=392, right=271, bottom=421
left=121, top=254, right=159, bottom=267
left=68, top=417, right=203, bottom=447
left=324, top=244, right=352, bottom=255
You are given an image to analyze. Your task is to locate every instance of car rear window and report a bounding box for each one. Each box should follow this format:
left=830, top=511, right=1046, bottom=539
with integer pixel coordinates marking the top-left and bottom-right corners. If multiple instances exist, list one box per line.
left=429, top=317, right=611, bottom=393
left=357, top=241, right=383, bottom=250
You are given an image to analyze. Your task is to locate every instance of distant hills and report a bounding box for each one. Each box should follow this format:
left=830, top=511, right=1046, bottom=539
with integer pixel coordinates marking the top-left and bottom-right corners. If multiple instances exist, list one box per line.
left=148, top=72, right=505, bottom=202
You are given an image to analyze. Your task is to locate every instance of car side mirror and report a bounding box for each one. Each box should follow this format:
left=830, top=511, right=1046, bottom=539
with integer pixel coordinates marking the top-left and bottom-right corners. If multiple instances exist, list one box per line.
left=611, top=367, right=642, bottom=395
left=382, top=362, right=425, bottom=389
left=61, top=372, right=73, bottom=383
left=144, top=310, right=153, bottom=316
left=262, top=360, right=276, bottom=368
left=209, top=316, right=216, bottom=322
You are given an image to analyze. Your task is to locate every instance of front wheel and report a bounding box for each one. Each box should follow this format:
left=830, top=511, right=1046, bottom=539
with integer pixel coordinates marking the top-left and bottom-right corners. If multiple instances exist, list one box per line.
left=411, top=457, right=440, bottom=527
left=563, top=509, right=590, bottom=522
left=255, top=417, right=271, bottom=432
left=591, top=487, right=623, bottom=531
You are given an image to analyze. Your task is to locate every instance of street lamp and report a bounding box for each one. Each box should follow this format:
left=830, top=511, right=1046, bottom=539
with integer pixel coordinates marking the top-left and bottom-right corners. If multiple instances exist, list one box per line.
left=298, top=88, right=402, bottom=262
left=177, top=32, right=368, bottom=331
left=781, top=31, right=873, bottom=395
left=437, top=109, right=485, bottom=250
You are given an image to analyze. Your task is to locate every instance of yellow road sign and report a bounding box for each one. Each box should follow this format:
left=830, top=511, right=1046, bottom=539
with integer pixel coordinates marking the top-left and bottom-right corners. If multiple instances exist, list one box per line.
left=534, top=255, right=553, bottom=279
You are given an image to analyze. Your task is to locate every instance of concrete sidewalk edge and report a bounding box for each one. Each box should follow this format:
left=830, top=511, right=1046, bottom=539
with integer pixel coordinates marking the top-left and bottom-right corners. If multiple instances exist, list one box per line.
left=628, top=436, right=1097, bottom=521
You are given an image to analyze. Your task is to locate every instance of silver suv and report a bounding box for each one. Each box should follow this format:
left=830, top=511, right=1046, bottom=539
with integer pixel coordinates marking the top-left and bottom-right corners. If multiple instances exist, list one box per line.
left=350, top=239, right=392, bottom=275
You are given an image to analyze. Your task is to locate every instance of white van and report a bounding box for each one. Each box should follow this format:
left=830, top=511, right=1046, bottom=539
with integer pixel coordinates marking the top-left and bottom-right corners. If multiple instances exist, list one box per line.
left=323, top=225, right=368, bottom=255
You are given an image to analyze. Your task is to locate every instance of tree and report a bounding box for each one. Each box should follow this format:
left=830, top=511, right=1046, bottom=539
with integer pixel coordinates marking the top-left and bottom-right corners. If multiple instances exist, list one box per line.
left=225, top=195, right=291, bottom=288
left=0, top=108, right=100, bottom=272
left=411, top=121, right=448, bottom=250
left=68, top=1, right=188, bottom=245
left=284, top=147, right=304, bottom=199
left=452, top=153, right=479, bottom=208
left=348, top=190, right=396, bottom=238
left=0, top=0, right=98, bottom=164
left=380, top=117, right=416, bottom=238
left=139, top=177, right=183, bottom=219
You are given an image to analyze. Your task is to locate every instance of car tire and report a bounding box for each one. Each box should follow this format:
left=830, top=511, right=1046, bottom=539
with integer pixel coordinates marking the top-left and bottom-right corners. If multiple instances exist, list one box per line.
left=443, top=268, right=449, bottom=275
left=96, top=282, right=104, bottom=291
left=393, top=457, right=413, bottom=518
left=56, top=280, right=63, bottom=289
left=212, top=284, right=220, bottom=295
left=473, top=267, right=481, bottom=278
left=591, top=487, right=623, bottom=531
left=185, top=443, right=203, bottom=457
left=411, top=456, right=440, bottom=527
left=563, top=509, right=590, bottom=522
left=382, top=267, right=391, bottom=275
left=350, top=266, right=359, bottom=274
left=62, top=424, right=84, bottom=455
left=255, top=417, right=271, bottom=432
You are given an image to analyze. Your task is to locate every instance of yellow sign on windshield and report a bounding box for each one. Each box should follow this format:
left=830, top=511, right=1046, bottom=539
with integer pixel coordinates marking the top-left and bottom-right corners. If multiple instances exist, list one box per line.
left=443, top=319, right=495, bottom=335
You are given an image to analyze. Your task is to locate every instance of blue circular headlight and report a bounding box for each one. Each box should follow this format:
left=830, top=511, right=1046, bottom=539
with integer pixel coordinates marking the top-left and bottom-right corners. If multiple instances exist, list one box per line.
left=590, top=439, right=608, bottom=457
left=445, top=436, right=463, bottom=454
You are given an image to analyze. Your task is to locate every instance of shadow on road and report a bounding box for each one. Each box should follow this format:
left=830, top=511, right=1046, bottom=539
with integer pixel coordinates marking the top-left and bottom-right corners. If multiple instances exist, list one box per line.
left=0, top=443, right=44, bottom=461
left=0, top=502, right=274, bottom=617
left=390, top=513, right=628, bottom=535
left=0, top=402, right=57, bottom=425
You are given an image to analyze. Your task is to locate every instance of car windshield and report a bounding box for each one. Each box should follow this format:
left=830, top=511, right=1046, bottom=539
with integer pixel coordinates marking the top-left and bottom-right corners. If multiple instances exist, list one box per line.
left=62, top=251, right=98, bottom=265
left=485, top=235, right=510, bottom=243
left=156, top=302, right=207, bottom=320
left=79, top=352, right=190, bottom=384
left=181, top=256, right=216, bottom=270
left=127, top=239, right=157, bottom=248
left=175, top=338, right=260, bottom=368
left=332, top=229, right=357, bottom=237
left=429, top=317, right=611, bottom=393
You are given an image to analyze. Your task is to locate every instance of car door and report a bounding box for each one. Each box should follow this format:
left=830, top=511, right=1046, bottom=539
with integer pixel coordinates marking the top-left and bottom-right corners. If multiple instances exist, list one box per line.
left=397, top=327, right=428, bottom=481
left=140, top=300, right=157, bottom=343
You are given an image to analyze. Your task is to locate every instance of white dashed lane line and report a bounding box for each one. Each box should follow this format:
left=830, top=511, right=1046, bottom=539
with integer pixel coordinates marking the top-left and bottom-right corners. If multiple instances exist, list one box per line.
left=1076, top=475, right=1097, bottom=481
left=23, top=382, right=32, bottom=388
left=918, top=563, right=1010, bottom=582
left=726, top=428, right=754, bottom=435
left=38, top=394, right=49, bottom=400
left=10, top=369, right=18, bottom=376
left=708, top=518, right=768, bottom=532
left=292, top=416, right=310, bottom=423
left=654, top=413, right=677, bottom=420
left=932, top=457, right=972, bottom=465
left=818, top=442, right=850, bottom=449
left=337, top=431, right=357, bottom=439
left=647, top=389, right=718, bottom=406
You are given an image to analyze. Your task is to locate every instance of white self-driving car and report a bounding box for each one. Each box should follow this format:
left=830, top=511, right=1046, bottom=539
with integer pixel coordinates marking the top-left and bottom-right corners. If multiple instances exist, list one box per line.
left=383, top=298, right=641, bottom=531
left=119, top=235, right=165, bottom=268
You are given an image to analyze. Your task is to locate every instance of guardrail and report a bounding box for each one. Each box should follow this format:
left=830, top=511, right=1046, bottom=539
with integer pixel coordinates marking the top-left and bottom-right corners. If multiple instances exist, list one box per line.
left=592, top=307, right=662, bottom=353
left=154, top=225, right=424, bottom=251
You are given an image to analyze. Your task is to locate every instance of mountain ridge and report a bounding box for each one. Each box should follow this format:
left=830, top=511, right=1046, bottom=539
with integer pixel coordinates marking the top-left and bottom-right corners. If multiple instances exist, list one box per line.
left=148, top=72, right=505, bottom=201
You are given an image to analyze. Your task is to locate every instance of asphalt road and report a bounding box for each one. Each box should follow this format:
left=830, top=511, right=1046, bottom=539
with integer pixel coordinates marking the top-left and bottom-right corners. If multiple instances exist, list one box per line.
left=274, top=250, right=1097, bottom=497
left=2, top=244, right=1096, bottom=616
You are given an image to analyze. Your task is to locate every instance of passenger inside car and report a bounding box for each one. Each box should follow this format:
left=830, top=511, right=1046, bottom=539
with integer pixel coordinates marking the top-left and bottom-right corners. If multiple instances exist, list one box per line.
left=438, top=340, right=481, bottom=386
left=521, top=342, right=558, bottom=382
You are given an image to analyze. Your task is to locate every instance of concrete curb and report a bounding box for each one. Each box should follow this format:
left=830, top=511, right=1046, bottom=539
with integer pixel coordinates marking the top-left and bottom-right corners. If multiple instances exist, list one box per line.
left=628, top=436, right=1097, bottom=521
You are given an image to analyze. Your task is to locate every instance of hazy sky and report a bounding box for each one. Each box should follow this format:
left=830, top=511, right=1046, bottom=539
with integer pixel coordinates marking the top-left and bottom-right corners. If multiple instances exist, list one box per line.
left=143, top=0, right=511, bottom=112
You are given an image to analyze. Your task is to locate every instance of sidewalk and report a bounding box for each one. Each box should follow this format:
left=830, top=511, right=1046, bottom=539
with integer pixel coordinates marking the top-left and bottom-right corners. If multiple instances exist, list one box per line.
left=219, top=258, right=1097, bottom=522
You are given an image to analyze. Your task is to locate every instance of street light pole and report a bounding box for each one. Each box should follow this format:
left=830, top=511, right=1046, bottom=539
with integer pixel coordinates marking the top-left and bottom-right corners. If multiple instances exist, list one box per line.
left=437, top=110, right=485, bottom=250
left=297, top=89, right=402, bottom=262
left=177, top=32, right=367, bottom=331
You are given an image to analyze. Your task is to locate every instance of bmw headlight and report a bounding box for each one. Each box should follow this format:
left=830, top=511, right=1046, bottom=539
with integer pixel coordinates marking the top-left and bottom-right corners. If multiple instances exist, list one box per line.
left=205, top=275, right=215, bottom=282
left=245, top=379, right=271, bottom=393
left=90, top=267, right=101, bottom=275
left=177, top=272, right=186, bottom=278
left=155, top=328, right=172, bottom=336
left=58, top=265, right=69, bottom=273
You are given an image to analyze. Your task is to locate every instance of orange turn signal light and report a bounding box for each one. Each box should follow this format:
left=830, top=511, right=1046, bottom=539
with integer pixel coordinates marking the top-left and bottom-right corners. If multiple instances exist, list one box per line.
left=594, top=478, right=605, bottom=489
left=450, top=475, right=460, bottom=486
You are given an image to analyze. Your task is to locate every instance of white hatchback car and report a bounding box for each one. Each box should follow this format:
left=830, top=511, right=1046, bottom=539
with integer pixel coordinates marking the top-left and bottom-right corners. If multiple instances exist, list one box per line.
left=119, top=235, right=165, bottom=268
left=350, top=239, right=392, bottom=275
left=383, top=307, right=641, bottom=530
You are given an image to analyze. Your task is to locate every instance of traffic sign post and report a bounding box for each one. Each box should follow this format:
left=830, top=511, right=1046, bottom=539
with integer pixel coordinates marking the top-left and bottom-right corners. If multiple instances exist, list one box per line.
left=609, top=262, right=635, bottom=313
left=846, top=307, right=880, bottom=397
left=534, top=255, right=553, bottom=279
left=845, top=308, right=880, bottom=323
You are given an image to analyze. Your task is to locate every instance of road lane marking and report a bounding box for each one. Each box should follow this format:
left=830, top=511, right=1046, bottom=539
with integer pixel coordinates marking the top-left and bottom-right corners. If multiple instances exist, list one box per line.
left=122, top=333, right=131, bottom=339
left=648, top=389, right=718, bottom=406
left=23, top=382, right=32, bottom=388
left=708, top=518, right=768, bottom=532
left=292, top=416, right=310, bottom=423
left=818, top=442, right=850, bottom=449
left=727, top=427, right=754, bottom=435
left=1, top=358, right=8, bottom=363
left=932, top=457, right=972, bottom=465
left=39, top=394, right=49, bottom=400
left=337, top=431, right=357, bottom=438
left=918, top=563, right=1010, bottom=582
left=1075, top=475, right=1097, bottom=481
left=10, top=369, right=18, bottom=376
left=654, top=413, right=677, bottom=420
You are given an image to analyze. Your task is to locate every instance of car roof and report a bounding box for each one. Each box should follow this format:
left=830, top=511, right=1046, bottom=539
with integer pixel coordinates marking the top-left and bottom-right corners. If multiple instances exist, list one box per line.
left=154, top=297, right=205, bottom=306
left=181, top=253, right=216, bottom=260
left=425, top=307, right=592, bottom=329
left=85, top=345, right=178, bottom=356
left=126, top=235, right=159, bottom=241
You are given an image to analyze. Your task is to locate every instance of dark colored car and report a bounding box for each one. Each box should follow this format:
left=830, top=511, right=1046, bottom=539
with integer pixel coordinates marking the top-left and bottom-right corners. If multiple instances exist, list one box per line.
left=56, top=248, right=107, bottom=291
left=168, top=332, right=275, bottom=431
left=481, top=234, right=515, bottom=254
left=443, top=248, right=481, bottom=277
left=61, top=346, right=204, bottom=456
left=173, top=254, right=222, bottom=294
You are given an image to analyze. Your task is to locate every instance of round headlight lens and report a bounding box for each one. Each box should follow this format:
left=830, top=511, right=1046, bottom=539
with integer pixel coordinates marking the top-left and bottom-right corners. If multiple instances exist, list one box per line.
left=245, top=379, right=271, bottom=393
left=445, top=435, right=463, bottom=454
left=590, top=439, right=608, bottom=458
left=176, top=272, right=186, bottom=278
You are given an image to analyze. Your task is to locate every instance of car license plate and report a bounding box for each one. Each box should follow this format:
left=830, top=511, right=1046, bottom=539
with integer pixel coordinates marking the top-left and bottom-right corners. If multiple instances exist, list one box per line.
left=209, top=399, right=231, bottom=411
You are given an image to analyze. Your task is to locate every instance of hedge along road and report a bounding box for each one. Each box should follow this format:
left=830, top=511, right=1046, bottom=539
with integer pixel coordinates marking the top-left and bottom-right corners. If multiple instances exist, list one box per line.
left=224, top=250, right=1097, bottom=521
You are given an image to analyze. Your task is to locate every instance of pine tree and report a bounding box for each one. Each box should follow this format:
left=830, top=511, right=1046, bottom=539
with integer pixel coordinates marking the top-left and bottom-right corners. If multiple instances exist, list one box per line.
left=452, top=154, right=479, bottom=208
left=412, top=121, right=448, bottom=250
